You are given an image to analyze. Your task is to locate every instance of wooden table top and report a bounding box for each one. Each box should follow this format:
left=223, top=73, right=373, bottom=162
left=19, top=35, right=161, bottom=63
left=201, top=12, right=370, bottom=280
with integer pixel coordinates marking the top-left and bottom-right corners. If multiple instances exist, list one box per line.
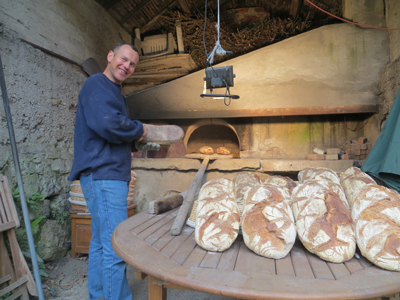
left=112, top=208, right=400, bottom=300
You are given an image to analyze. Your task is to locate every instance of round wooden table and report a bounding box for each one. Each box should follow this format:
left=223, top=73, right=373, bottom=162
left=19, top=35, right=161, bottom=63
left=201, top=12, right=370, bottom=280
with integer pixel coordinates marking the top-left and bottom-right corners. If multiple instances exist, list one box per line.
left=112, top=208, right=400, bottom=300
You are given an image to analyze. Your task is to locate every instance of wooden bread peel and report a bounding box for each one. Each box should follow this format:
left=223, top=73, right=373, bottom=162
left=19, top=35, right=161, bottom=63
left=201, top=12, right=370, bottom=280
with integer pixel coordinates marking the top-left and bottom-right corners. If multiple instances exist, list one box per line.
left=170, top=153, right=233, bottom=236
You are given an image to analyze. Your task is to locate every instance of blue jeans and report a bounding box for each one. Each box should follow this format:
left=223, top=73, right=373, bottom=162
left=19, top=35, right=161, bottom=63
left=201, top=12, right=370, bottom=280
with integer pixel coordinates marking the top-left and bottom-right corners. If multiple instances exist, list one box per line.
left=80, top=173, right=132, bottom=300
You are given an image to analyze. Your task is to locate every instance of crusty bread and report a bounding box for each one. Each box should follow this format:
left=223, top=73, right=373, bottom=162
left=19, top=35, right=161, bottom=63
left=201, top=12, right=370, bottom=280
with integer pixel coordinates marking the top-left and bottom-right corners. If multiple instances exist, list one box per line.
left=241, top=184, right=296, bottom=259
left=195, top=178, right=240, bottom=252
left=298, top=167, right=316, bottom=183
left=291, top=180, right=356, bottom=263
left=217, top=146, right=230, bottom=155
left=264, top=175, right=297, bottom=205
left=352, top=184, right=400, bottom=271
left=199, top=146, right=214, bottom=154
left=298, top=167, right=341, bottom=185
left=232, top=172, right=262, bottom=217
left=340, top=167, right=376, bottom=209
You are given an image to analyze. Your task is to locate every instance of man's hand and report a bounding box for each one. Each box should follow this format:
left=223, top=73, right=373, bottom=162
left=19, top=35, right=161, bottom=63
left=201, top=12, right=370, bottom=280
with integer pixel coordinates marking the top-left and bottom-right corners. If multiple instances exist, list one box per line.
left=138, top=124, right=148, bottom=142
left=135, top=141, right=160, bottom=151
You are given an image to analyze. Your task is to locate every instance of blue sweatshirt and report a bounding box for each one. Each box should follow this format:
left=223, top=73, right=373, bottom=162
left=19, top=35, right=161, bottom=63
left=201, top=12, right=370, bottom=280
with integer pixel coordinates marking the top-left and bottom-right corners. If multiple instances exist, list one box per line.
left=68, top=73, right=144, bottom=182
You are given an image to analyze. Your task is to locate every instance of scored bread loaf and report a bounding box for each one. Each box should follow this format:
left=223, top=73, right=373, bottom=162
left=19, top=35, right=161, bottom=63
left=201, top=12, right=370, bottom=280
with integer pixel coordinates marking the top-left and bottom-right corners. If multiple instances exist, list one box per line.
left=264, top=175, right=297, bottom=205
left=141, top=124, right=184, bottom=145
left=199, top=146, right=214, bottom=154
left=298, top=167, right=316, bottom=183
left=352, top=184, right=400, bottom=271
left=298, top=167, right=341, bottom=185
left=195, top=178, right=240, bottom=252
left=291, top=180, right=356, bottom=263
left=241, top=184, right=296, bottom=259
left=340, top=167, right=376, bottom=209
left=232, top=172, right=262, bottom=217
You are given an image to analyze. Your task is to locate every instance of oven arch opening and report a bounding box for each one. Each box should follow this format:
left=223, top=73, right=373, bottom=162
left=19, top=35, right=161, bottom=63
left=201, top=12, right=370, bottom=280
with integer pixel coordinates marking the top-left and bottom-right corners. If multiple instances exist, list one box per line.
left=184, top=119, right=241, bottom=157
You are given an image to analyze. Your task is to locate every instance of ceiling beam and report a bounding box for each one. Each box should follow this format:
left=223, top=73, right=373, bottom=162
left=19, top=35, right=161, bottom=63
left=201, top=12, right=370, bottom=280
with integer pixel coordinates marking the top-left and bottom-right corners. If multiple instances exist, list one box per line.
left=120, top=0, right=155, bottom=24
left=140, top=0, right=177, bottom=33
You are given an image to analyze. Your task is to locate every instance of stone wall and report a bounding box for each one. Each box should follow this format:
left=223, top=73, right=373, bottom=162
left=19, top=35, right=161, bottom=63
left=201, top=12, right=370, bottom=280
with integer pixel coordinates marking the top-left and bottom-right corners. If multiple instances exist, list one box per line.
left=0, top=0, right=131, bottom=261
left=376, top=0, right=400, bottom=126
left=0, top=0, right=130, bottom=69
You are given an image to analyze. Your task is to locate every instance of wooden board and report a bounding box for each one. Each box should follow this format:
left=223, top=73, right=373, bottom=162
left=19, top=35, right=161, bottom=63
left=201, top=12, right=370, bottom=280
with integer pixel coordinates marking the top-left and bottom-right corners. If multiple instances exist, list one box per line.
left=185, top=153, right=233, bottom=160
left=112, top=209, right=400, bottom=300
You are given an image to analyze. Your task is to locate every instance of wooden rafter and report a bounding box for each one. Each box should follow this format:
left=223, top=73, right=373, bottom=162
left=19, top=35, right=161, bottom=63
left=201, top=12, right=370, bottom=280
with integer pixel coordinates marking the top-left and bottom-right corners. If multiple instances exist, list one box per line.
left=119, top=0, right=156, bottom=25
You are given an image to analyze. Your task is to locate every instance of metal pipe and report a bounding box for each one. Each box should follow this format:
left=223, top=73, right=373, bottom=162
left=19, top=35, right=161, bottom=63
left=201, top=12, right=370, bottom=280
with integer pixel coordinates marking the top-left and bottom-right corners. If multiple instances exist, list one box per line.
left=0, top=54, right=45, bottom=300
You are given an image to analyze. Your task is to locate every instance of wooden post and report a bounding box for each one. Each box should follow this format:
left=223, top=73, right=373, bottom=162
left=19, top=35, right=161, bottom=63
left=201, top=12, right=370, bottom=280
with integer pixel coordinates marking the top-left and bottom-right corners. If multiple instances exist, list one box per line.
left=175, top=21, right=185, bottom=53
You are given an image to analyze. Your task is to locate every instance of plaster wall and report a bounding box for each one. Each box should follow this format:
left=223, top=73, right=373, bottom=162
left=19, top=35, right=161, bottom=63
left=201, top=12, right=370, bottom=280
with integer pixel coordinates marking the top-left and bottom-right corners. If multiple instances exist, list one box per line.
left=0, top=0, right=131, bottom=69
left=127, top=24, right=389, bottom=119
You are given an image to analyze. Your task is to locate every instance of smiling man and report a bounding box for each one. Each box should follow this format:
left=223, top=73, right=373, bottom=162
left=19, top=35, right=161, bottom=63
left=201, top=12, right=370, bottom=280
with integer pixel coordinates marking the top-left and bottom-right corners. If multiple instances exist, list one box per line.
left=68, top=43, right=147, bottom=300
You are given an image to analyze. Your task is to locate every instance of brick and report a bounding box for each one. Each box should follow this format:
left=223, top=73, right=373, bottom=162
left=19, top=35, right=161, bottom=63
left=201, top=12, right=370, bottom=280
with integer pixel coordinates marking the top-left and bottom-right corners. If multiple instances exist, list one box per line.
left=307, top=154, right=325, bottom=160
left=360, top=149, right=366, bottom=155
left=340, top=154, right=349, bottom=160
left=352, top=144, right=361, bottom=150
left=313, top=147, right=325, bottom=155
left=358, top=137, right=367, bottom=144
left=355, top=149, right=361, bottom=156
left=351, top=140, right=358, bottom=144
left=359, top=154, right=367, bottom=160
left=325, top=154, right=338, bottom=160
left=326, top=148, right=340, bottom=154
left=360, top=144, right=368, bottom=150
left=367, top=143, right=373, bottom=150
left=345, top=149, right=354, bottom=155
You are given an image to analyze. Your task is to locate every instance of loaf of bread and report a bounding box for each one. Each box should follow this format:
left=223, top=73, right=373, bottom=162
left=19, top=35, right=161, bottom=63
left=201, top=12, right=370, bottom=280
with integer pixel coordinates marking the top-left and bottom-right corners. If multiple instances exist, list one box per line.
left=217, top=146, right=230, bottom=155
left=195, top=178, right=240, bottom=252
left=340, top=167, right=376, bottom=209
left=241, top=184, right=296, bottom=259
left=352, top=184, right=400, bottom=271
left=298, top=167, right=340, bottom=185
left=264, top=175, right=297, bottom=205
left=199, top=146, right=214, bottom=154
left=317, top=180, right=350, bottom=210
left=232, top=172, right=262, bottom=217
left=141, top=124, right=184, bottom=145
left=298, top=167, right=316, bottom=183
left=291, top=180, right=356, bottom=263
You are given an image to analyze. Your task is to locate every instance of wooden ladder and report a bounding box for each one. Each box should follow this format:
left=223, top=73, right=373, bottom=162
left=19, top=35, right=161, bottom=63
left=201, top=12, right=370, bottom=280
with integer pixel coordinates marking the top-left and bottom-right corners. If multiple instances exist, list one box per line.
left=0, top=174, right=37, bottom=299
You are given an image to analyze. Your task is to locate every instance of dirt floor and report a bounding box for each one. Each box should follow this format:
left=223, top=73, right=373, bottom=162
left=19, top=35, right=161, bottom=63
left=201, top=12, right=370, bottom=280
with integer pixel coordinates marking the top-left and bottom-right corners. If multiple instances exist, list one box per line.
left=36, top=253, right=238, bottom=300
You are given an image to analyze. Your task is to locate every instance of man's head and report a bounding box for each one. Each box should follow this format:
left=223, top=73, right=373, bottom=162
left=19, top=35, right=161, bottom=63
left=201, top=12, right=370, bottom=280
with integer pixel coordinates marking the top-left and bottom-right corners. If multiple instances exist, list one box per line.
left=103, top=42, right=139, bottom=85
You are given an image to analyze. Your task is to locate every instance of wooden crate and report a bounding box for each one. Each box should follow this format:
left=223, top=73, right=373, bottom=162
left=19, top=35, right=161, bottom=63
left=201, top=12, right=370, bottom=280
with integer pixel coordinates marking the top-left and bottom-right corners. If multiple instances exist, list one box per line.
left=70, top=204, right=136, bottom=258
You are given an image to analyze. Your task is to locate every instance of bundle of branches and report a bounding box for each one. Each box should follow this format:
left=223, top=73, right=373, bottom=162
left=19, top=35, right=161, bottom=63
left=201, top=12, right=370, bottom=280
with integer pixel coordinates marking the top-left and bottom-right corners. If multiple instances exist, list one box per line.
left=162, top=11, right=312, bottom=69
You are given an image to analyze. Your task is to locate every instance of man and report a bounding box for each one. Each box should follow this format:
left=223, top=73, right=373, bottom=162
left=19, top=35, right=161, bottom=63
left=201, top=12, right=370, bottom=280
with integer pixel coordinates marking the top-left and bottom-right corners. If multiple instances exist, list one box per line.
left=68, top=43, right=149, bottom=300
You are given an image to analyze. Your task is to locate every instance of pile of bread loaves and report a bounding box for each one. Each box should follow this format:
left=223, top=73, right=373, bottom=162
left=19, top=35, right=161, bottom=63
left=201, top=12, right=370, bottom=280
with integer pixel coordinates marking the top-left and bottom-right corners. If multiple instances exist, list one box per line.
left=193, top=167, right=400, bottom=271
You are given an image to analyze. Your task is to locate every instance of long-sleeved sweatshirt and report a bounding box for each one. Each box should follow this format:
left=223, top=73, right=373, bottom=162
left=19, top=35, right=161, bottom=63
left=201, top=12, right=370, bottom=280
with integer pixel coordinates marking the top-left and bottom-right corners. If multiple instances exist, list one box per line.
left=68, top=73, right=143, bottom=182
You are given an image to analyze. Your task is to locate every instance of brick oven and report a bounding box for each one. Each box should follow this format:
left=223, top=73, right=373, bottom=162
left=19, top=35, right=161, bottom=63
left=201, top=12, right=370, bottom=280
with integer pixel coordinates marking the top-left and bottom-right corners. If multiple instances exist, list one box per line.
left=126, top=23, right=386, bottom=210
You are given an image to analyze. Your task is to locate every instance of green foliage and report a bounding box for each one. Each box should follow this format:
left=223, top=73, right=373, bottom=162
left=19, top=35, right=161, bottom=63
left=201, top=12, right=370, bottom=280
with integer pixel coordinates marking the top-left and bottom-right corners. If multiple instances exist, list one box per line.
left=12, top=188, right=45, bottom=211
left=57, top=211, right=70, bottom=224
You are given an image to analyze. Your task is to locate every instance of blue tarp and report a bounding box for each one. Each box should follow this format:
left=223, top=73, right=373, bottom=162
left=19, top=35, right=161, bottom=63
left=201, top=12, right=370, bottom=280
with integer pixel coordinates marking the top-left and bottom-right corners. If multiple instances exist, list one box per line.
left=361, top=89, right=400, bottom=193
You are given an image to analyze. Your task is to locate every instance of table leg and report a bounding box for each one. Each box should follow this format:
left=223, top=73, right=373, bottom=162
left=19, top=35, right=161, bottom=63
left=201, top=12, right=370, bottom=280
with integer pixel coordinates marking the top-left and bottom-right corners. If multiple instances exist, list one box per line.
left=148, top=275, right=167, bottom=300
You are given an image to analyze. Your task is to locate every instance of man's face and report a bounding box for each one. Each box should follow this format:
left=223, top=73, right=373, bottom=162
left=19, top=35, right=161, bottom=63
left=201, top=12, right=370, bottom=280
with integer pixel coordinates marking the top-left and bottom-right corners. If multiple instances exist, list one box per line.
left=104, top=45, right=139, bottom=85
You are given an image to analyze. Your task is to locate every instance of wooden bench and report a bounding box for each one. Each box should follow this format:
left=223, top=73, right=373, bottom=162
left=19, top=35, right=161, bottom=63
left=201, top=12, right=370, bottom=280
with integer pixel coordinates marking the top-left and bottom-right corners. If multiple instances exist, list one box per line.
left=112, top=208, right=400, bottom=300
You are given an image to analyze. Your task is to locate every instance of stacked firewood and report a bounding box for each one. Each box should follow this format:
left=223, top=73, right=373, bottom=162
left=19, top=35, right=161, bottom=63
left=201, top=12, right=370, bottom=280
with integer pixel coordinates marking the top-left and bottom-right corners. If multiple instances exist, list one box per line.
left=162, top=11, right=312, bottom=68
